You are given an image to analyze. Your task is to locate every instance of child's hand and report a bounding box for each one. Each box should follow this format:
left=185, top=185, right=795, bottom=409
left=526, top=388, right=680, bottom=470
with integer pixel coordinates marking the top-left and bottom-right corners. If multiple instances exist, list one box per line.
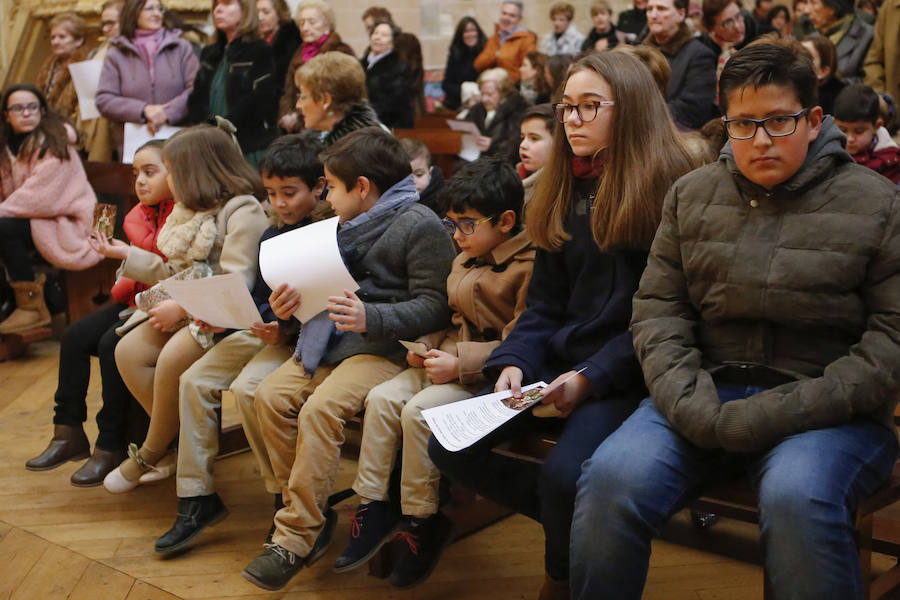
left=269, top=283, right=301, bottom=320
left=407, top=350, right=426, bottom=368
left=423, top=349, right=459, bottom=385
left=327, top=289, right=366, bottom=332
left=148, top=299, right=187, bottom=331
left=495, top=365, right=524, bottom=397
left=89, top=231, right=129, bottom=260
left=251, top=321, right=285, bottom=345
left=194, top=319, right=226, bottom=333
left=538, top=370, right=593, bottom=418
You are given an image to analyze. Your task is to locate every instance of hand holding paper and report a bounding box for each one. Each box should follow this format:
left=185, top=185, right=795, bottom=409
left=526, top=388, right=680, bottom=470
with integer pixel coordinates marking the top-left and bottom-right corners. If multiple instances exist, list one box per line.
left=162, top=272, right=263, bottom=330
left=533, top=367, right=590, bottom=418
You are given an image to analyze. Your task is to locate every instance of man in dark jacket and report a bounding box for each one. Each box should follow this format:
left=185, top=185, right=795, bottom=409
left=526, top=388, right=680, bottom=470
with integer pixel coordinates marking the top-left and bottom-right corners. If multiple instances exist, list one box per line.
left=570, top=42, right=900, bottom=600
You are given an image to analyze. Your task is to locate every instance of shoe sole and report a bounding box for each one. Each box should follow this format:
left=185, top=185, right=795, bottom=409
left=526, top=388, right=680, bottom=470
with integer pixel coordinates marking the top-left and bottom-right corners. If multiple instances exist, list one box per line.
left=332, top=523, right=400, bottom=574
left=25, top=450, right=91, bottom=472
left=70, top=478, right=105, bottom=488
left=241, top=567, right=297, bottom=592
left=154, top=507, right=230, bottom=555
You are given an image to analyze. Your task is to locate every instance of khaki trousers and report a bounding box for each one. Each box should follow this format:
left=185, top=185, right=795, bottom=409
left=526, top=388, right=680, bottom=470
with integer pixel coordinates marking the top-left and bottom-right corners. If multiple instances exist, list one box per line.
left=257, top=353, right=403, bottom=557
left=176, top=330, right=292, bottom=497
left=115, top=322, right=207, bottom=455
left=353, top=368, right=474, bottom=516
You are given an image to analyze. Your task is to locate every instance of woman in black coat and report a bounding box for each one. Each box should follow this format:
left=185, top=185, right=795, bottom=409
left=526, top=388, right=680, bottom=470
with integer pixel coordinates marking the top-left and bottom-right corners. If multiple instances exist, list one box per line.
left=361, top=21, right=414, bottom=129
left=441, top=16, right=487, bottom=110
left=188, top=0, right=278, bottom=166
left=257, top=0, right=301, bottom=98
left=465, top=69, right=529, bottom=165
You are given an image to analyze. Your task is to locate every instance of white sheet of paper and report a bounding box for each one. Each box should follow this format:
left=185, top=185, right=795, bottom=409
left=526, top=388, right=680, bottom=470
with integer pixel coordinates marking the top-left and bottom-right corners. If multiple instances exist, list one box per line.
left=259, top=217, right=359, bottom=323
left=68, top=59, right=104, bottom=121
left=446, top=119, right=481, bottom=135
left=458, top=133, right=481, bottom=162
left=423, top=382, right=548, bottom=452
left=399, top=340, right=428, bottom=357
left=162, top=272, right=262, bottom=330
left=122, top=122, right=181, bottom=164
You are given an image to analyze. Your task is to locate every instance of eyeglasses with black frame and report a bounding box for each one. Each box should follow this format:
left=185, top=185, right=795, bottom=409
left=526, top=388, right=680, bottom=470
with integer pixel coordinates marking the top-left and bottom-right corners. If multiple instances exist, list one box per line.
left=723, top=108, right=810, bottom=140
left=441, top=215, right=493, bottom=235
left=552, top=100, right=615, bottom=124
left=5, top=103, right=41, bottom=114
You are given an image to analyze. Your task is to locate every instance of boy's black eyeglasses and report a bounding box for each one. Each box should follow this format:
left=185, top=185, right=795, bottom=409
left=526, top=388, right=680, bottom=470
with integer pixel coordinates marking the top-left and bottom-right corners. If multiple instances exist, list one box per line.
left=441, top=215, right=493, bottom=235
left=723, top=108, right=810, bottom=140
left=552, top=101, right=615, bottom=124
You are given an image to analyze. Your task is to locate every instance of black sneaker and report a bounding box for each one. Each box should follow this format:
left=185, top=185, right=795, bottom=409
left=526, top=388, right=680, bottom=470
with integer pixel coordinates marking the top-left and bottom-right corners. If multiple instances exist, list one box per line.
left=242, top=543, right=304, bottom=591
left=388, top=513, right=454, bottom=588
left=154, top=493, right=229, bottom=554
left=332, top=500, right=400, bottom=572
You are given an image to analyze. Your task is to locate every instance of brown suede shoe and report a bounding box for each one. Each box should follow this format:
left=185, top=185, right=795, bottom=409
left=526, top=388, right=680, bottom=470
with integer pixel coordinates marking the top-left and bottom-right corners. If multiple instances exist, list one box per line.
left=538, top=575, right=570, bottom=600
left=70, top=447, right=127, bottom=487
left=25, top=424, right=90, bottom=471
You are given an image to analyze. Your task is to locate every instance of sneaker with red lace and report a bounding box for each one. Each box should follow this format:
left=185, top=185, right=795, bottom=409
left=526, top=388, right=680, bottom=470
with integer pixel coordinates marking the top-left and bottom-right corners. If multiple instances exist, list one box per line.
left=332, top=500, right=400, bottom=572
left=389, top=512, right=454, bottom=588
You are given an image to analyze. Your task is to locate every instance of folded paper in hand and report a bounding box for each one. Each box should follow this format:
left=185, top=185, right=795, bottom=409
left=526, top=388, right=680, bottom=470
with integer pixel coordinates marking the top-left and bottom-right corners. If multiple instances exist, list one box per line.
left=162, top=272, right=262, bottom=330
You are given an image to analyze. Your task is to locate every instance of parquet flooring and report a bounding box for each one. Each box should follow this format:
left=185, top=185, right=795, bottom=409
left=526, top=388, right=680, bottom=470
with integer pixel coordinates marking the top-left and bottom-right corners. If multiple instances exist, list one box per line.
left=0, top=340, right=778, bottom=599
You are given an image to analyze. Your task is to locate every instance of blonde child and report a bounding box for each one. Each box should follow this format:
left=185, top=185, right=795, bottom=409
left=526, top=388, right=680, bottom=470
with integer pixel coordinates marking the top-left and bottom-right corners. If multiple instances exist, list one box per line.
left=104, top=125, right=269, bottom=493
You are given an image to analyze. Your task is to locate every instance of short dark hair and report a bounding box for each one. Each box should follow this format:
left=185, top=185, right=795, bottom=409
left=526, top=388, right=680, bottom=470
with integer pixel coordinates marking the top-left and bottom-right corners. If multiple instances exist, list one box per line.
left=834, top=84, right=881, bottom=124
left=447, top=157, right=523, bottom=234
left=319, top=127, right=411, bottom=196
left=259, top=132, right=324, bottom=189
left=719, top=42, right=817, bottom=115
left=521, top=103, right=556, bottom=134
left=399, top=138, right=431, bottom=164
left=702, top=0, right=735, bottom=30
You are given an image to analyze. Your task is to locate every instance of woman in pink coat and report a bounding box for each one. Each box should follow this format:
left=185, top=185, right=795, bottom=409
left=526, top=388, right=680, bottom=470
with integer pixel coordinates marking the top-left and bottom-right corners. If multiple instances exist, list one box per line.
left=95, top=0, right=198, bottom=158
left=0, top=84, right=100, bottom=334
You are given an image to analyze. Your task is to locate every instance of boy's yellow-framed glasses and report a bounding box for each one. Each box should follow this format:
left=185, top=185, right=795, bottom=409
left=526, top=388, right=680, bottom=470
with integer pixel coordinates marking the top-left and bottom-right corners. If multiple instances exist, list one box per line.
left=441, top=215, right=493, bottom=235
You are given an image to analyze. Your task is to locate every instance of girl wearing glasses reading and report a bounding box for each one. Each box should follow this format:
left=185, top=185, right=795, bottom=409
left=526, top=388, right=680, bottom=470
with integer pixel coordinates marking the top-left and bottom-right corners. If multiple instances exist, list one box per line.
left=0, top=84, right=100, bottom=334
left=429, top=52, right=699, bottom=600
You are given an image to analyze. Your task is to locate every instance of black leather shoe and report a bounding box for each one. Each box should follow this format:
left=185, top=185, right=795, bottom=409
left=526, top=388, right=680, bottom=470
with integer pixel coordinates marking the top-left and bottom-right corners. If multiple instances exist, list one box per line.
left=155, top=494, right=229, bottom=554
left=388, top=512, right=454, bottom=588
left=306, top=507, right=337, bottom=566
left=26, top=424, right=90, bottom=471
left=242, top=543, right=304, bottom=591
left=70, top=447, right=126, bottom=487
left=332, top=500, right=400, bottom=572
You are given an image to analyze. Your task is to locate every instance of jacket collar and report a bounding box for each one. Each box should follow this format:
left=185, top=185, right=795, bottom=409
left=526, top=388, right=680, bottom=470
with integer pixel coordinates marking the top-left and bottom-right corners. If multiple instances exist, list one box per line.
left=486, top=229, right=534, bottom=265
left=645, top=22, right=693, bottom=56
left=112, top=29, right=183, bottom=55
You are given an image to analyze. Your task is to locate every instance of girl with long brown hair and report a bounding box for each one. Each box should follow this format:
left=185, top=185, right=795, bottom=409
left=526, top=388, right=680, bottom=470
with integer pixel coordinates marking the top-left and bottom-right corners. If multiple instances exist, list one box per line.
left=429, top=51, right=699, bottom=600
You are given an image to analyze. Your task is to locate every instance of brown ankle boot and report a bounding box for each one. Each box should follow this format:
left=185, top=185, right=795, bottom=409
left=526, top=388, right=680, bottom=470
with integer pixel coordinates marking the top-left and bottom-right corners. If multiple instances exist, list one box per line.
left=25, top=424, right=90, bottom=471
left=70, top=447, right=127, bottom=487
left=0, top=273, right=51, bottom=335
left=538, top=574, right=570, bottom=600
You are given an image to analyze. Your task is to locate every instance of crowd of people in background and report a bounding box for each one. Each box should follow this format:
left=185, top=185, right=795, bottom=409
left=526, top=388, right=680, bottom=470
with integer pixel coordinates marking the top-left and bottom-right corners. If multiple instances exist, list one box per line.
left=2, top=0, right=900, bottom=599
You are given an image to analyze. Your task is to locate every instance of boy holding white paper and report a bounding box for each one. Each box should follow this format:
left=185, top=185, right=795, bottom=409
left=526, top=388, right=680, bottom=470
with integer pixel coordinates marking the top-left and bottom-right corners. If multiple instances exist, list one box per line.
left=242, top=128, right=455, bottom=591
left=155, top=133, right=332, bottom=554
left=333, top=157, right=534, bottom=588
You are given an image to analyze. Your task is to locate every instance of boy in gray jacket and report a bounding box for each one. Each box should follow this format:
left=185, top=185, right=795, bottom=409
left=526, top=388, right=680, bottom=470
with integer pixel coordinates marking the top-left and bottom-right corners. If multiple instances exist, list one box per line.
left=242, top=128, right=455, bottom=591
left=571, top=41, right=900, bottom=600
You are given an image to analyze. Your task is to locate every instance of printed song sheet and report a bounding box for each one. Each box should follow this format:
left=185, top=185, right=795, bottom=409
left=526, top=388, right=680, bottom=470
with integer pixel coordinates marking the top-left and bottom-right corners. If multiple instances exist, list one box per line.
left=423, top=382, right=548, bottom=452
left=68, top=59, right=103, bottom=121
left=122, top=123, right=181, bottom=163
left=259, top=216, right=359, bottom=323
left=162, top=272, right=262, bottom=330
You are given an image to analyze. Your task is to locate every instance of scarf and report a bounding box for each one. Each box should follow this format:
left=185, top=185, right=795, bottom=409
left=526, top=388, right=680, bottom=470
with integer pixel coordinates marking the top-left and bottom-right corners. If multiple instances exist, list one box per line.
left=134, top=28, right=165, bottom=80
left=572, top=155, right=604, bottom=179
left=301, top=32, right=329, bottom=63
left=156, top=202, right=218, bottom=272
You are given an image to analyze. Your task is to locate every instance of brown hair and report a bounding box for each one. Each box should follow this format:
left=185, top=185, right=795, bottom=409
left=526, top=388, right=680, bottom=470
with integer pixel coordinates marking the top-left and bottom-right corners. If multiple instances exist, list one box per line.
left=362, top=6, right=392, bottom=23
left=613, top=45, right=671, bottom=100
left=295, top=0, right=335, bottom=30
left=162, top=125, right=263, bottom=210
left=800, top=34, right=839, bottom=81
left=702, top=0, right=735, bottom=30
left=590, top=0, right=613, bottom=17
left=524, top=52, right=551, bottom=97
left=0, top=83, right=71, bottom=161
left=399, top=138, right=431, bottom=164
left=550, top=2, right=575, bottom=20
left=49, top=12, right=87, bottom=41
left=101, top=0, right=125, bottom=12
left=119, top=0, right=163, bottom=39
left=213, top=0, right=260, bottom=42
left=319, top=127, right=411, bottom=196
left=264, top=0, right=292, bottom=24
left=296, top=51, right=368, bottom=114
left=527, top=52, right=698, bottom=251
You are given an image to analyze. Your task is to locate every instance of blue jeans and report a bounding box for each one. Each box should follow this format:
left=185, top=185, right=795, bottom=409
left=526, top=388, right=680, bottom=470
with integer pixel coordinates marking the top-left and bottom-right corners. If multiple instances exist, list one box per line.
left=570, top=387, right=899, bottom=600
left=429, top=393, right=639, bottom=580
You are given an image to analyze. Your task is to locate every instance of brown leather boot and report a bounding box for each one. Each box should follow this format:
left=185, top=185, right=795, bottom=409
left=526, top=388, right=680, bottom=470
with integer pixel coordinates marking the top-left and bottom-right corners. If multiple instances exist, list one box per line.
left=25, top=424, right=90, bottom=471
left=0, top=273, right=51, bottom=335
left=538, top=574, right=570, bottom=600
left=70, top=447, right=127, bottom=487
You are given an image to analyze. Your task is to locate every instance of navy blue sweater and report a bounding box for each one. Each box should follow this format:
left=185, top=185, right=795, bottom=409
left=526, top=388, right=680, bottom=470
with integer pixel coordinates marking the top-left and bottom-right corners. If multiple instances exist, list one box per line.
left=484, top=178, right=648, bottom=399
left=252, top=220, right=306, bottom=325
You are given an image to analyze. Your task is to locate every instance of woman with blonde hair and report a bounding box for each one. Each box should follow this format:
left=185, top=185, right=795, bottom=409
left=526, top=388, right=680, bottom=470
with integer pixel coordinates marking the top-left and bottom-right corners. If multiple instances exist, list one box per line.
left=36, top=12, right=89, bottom=123
left=429, top=51, right=699, bottom=600
left=277, top=0, right=354, bottom=132
left=187, top=0, right=278, bottom=167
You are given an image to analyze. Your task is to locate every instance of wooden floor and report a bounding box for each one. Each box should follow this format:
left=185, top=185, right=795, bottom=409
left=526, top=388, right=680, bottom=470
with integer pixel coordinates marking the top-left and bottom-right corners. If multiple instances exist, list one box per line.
left=2, top=338, right=870, bottom=600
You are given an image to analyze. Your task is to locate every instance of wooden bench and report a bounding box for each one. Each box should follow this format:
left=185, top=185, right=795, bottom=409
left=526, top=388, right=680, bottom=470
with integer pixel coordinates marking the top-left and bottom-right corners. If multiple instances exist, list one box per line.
left=393, top=128, right=463, bottom=180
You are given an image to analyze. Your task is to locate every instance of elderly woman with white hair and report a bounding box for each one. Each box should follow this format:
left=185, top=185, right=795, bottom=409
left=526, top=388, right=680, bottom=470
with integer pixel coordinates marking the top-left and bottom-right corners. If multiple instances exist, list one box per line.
left=464, top=68, right=529, bottom=165
left=277, top=0, right=355, bottom=132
